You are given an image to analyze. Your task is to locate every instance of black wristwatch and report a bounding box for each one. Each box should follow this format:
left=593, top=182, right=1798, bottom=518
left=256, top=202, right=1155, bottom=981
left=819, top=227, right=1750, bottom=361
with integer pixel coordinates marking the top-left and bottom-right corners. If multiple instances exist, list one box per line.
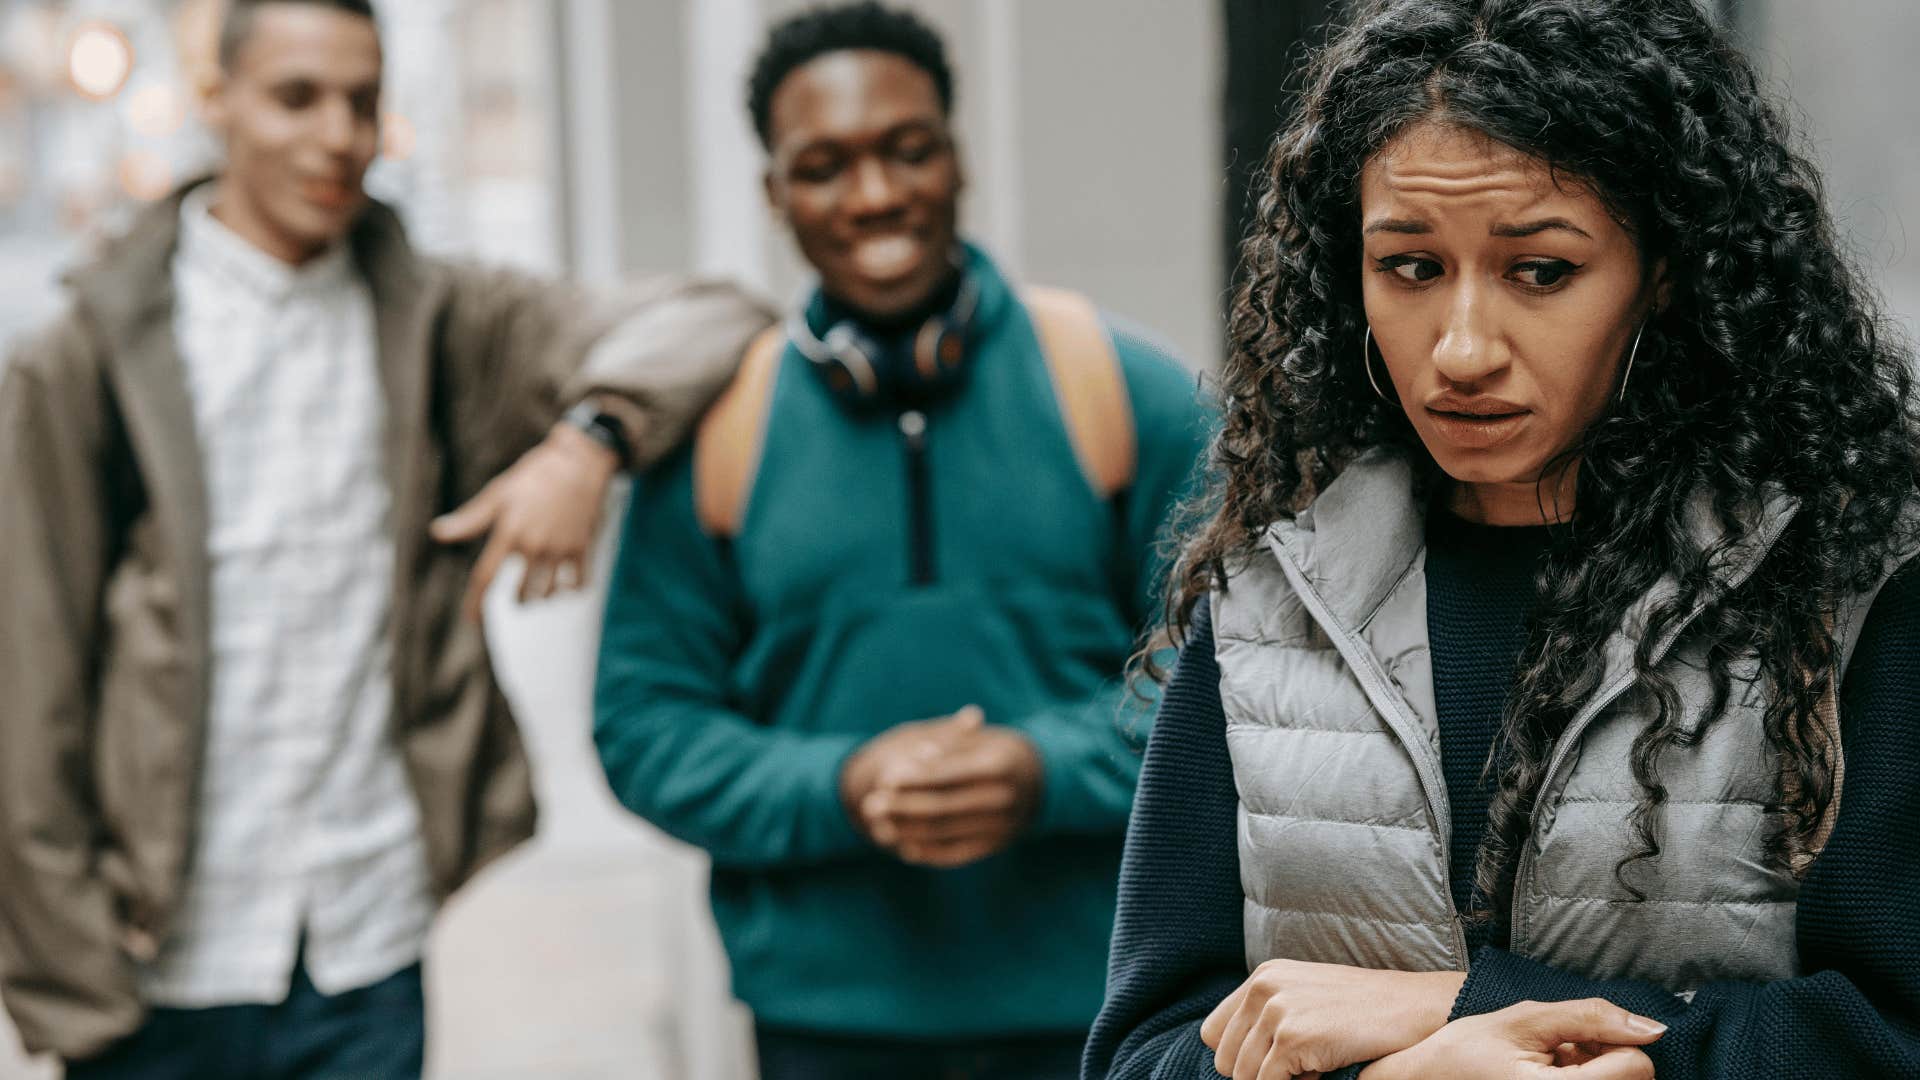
left=562, top=400, right=632, bottom=466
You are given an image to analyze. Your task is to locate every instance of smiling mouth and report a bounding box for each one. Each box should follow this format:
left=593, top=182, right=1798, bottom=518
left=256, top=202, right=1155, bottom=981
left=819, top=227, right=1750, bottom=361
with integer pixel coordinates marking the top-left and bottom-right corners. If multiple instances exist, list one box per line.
left=848, top=232, right=926, bottom=282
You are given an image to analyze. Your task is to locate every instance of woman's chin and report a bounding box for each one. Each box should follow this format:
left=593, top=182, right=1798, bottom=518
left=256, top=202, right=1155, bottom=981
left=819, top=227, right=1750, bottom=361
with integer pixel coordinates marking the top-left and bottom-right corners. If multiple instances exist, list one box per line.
left=1419, top=440, right=1542, bottom=488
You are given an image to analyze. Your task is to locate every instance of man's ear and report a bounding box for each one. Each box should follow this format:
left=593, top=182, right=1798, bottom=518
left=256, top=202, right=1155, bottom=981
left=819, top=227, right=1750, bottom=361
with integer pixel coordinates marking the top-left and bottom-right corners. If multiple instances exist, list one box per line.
left=951, top=135, right=967, bottom=196
left=762, top=167, right=783, bottom=216
left=200, top=71, right=231, bottom=135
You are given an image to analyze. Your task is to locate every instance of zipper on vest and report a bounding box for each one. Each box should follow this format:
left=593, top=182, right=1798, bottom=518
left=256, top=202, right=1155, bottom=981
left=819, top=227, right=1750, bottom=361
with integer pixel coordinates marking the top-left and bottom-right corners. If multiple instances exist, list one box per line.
left=1269, top=538, right=1472, bottom=966
left=899, top=409, right=935, bottom=585
left=1509, top=667, right=1640, bottom=949
left=1507, top=507, right=1798, bottom=946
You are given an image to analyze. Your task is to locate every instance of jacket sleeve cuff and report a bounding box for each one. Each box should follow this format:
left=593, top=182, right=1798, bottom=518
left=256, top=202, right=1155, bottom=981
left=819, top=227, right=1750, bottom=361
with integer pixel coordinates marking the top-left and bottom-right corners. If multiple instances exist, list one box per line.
left=1452, top=946, right=1581, bottom=1019
left=1450, top=946, right=1689, bottom=1023
left=795, top=733, right=873, bottom=860
left=1021, top=704, right=1142, bottom=836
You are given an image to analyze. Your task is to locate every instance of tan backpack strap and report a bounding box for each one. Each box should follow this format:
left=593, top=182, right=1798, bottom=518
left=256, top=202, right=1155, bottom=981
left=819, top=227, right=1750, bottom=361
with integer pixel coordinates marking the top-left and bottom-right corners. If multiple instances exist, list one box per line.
left=693, top=327, right=785, bottom=538
left=1024, top=285, right=1136, bottom=500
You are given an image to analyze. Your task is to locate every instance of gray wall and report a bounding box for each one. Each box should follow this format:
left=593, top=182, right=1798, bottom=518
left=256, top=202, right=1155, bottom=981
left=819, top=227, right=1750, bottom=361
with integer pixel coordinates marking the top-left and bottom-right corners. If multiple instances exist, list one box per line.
left=1015, top=2, right=1221, bottom=364
left=1748, top=0, right=1920, bottom=337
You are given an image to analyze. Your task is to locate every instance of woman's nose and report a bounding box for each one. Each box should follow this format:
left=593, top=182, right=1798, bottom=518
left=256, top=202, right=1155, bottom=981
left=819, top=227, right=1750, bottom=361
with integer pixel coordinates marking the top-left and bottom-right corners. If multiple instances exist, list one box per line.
left=1430, top=286, right=1509, bottom=386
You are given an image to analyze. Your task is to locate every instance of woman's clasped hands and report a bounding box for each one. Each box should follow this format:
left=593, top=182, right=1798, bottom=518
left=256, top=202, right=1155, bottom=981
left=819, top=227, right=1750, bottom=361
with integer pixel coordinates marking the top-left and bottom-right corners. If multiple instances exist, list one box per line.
left=1200, top=959, right=1666, bottom=1079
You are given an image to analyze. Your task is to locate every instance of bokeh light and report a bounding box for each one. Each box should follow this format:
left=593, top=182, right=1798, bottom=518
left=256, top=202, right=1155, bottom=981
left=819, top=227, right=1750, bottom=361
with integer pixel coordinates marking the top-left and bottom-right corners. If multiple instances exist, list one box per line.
left=123, top=82, right=185, bottom=138
left=117, top=149, right=173, bottom=201
left=68, top=20, right=135, bottom=102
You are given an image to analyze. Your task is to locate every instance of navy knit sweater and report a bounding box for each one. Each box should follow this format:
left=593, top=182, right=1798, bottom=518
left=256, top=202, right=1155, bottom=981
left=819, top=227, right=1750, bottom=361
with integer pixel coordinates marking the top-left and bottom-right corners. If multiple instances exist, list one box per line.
left=1083, top=518, right=1920, bottom=1080
left=1425, top=513, right=1554, bottom=949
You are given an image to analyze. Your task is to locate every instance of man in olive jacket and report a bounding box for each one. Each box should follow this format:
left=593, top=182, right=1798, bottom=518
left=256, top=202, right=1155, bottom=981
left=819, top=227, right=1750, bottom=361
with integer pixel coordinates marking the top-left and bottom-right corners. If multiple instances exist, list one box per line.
left=0, top=1, right=769, bottom=1074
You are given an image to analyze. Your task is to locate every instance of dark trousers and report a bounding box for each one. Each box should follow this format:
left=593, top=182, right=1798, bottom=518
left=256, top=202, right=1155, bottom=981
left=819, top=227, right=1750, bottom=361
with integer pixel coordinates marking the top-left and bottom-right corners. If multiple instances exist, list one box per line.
left=754, top=1025, right=1086, bottom=1080
left=65, top=959, right=425, bottom=1080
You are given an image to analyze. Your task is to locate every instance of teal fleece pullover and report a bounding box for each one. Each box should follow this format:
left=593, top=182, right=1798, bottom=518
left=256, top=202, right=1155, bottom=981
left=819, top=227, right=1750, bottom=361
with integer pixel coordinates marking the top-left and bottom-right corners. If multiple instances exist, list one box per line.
left=594, top=247, right=1211, bottom=1040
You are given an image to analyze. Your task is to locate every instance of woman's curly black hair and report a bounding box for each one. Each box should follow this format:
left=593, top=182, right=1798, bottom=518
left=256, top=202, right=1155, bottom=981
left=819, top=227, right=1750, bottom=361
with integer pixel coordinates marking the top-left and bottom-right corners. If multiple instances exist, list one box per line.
left=1171, top=0, right=1920, bottom=923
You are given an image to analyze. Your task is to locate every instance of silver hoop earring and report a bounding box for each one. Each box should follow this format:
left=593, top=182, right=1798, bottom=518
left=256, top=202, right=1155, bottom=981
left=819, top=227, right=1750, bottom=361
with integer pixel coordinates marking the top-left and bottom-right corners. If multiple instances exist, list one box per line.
left=1362, top=326, right=1393, bottom=404
left=1617, top=323, right=1646, bottom=403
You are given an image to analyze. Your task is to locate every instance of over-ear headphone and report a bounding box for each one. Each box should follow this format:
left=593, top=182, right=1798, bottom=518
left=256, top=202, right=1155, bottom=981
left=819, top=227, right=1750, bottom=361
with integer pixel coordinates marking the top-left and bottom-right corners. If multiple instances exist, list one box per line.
left=786, top=267, right=981, bottom=409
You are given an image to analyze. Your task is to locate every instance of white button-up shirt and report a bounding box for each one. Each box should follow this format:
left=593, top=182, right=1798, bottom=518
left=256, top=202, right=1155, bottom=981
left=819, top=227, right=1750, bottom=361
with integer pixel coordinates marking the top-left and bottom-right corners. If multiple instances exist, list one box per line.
left=138, top=187, right=436, bottom=1008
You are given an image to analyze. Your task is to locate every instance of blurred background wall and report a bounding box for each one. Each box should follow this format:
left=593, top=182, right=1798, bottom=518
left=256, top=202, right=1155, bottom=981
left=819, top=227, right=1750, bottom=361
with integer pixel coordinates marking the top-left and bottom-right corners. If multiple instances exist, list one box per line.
left=551, top=0, right=1224, bottom=366
left=0, top=0, right=1226, bottom=366
left=1745, top=0, right=1920, bottom=334
left=0, top=0, right=1916, bottom=1076
left=2, top=0, right=1913, bottom=356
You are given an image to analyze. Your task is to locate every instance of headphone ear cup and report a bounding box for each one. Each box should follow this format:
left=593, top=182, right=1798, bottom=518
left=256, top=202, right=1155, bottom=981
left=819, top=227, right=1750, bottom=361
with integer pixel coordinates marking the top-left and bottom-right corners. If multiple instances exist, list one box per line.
left=911, top=317, right=969, bottom=389
left=823, top=323, right=885, bottom=403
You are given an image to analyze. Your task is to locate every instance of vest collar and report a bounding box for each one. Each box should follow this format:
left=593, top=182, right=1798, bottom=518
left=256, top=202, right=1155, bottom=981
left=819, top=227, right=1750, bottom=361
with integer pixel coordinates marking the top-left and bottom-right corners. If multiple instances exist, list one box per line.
left=1267, top=448, right=1427, bottom=634
left=1265, top=447, right=1802, bottom=643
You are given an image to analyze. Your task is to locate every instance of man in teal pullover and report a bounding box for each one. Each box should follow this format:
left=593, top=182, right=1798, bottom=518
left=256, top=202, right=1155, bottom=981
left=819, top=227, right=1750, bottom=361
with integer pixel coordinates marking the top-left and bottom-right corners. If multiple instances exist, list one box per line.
left=593, top=4, right=1211, bottom=1077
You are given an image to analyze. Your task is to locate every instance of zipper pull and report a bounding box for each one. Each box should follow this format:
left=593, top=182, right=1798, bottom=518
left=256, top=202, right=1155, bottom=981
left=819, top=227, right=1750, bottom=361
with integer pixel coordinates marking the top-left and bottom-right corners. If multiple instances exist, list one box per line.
left=898, top=410, right=934, bottom=585
left=898, top=409, right=927, bottom=449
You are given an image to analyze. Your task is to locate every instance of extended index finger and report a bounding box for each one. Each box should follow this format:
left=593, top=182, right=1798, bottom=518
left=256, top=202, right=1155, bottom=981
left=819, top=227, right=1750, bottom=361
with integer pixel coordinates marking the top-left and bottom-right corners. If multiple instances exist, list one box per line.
left=464, top=535, right=513, bottom=624
left=1507, top=1000, right=1665, bottom=1051
left=430, top=478, right=502, bottom=544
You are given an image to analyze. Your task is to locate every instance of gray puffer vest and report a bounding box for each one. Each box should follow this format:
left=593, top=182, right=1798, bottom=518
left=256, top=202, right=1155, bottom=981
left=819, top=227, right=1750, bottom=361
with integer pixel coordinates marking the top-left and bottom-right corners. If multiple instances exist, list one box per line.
left=1215, top=450, right=1901, bottom=991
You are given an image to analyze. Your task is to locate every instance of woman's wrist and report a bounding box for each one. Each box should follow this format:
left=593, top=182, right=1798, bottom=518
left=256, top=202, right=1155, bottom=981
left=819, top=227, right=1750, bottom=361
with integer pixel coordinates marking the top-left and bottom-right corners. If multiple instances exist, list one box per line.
left=1403, top=969, right=1469, bottom=1040
left=1356, top=1053, right=1411, bottom=1080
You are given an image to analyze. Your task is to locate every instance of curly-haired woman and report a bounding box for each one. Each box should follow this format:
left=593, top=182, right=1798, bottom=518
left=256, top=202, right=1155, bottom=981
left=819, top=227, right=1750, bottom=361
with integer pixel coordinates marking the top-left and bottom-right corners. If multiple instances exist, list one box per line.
left=1084, top=1, right=1920, bottom=1078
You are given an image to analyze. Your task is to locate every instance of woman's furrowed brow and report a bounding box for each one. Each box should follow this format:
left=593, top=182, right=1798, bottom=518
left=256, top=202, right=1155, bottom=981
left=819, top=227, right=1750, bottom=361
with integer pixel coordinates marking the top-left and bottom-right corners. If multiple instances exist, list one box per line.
left=1490, top=217, right=1593, bottom=240
left=1363, top=218, right=1432, bottom=236
left=1362, top=217, right=1596, bottom=240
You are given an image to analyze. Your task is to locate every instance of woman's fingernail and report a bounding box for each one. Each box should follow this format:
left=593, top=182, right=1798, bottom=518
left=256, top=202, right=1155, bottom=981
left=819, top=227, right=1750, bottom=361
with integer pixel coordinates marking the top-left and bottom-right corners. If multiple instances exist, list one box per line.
left=1627, top=1015, right=1668, bottom=1036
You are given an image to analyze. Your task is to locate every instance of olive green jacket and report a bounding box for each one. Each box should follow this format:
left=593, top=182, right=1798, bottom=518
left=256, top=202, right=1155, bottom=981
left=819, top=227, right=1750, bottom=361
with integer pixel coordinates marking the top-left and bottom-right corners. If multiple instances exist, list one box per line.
left=0, top=182, right=772, bottom=1060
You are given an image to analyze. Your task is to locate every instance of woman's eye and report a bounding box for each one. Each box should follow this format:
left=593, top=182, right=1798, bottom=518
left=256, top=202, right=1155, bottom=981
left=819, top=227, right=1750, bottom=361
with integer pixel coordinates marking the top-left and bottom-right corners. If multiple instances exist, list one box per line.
left=1378, top=256, right=1443, bottom=283
left=1512, top=260, right=1580, bottom=289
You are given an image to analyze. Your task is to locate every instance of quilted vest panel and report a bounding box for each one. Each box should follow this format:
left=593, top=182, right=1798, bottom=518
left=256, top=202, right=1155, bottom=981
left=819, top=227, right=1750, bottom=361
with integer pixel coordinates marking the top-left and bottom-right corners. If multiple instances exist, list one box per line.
left=1216, top=451, right=1896, bottom=990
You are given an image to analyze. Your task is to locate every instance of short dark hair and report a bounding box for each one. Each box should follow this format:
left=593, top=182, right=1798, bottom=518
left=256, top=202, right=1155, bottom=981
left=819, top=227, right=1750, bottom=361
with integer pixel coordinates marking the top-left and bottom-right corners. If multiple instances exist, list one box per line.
left=219, top=0, right=378, bottom=71
left=746, top=1, right=954, bottom=149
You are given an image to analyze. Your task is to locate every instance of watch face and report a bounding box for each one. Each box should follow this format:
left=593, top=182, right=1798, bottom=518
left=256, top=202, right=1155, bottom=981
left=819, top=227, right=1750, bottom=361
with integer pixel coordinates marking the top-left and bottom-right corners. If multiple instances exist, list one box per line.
left=567, top=403, right=629, bottom=461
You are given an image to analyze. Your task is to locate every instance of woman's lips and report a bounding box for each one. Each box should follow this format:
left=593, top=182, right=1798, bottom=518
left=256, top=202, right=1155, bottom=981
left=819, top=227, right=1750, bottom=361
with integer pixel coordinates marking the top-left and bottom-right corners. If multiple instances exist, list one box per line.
left=1424, top=407, right=1531, bottom=450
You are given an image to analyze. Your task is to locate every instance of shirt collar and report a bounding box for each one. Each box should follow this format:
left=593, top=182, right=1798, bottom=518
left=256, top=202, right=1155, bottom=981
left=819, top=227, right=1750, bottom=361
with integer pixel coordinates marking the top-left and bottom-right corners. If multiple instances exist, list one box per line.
left=177, top=184, right=355, bottom=301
